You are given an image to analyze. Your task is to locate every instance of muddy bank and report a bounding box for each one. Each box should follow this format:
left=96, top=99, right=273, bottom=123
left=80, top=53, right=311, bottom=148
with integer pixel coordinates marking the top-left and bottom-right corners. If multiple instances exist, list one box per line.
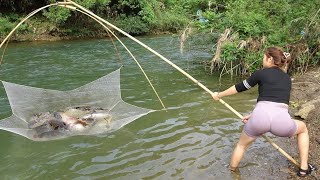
left=267, top=67, right=320, bottom=180
left=0, top=30, right=174, bottom=43
left=287, top=67, right=320, bottom=179
left=1, top=33, right=113, bottom=43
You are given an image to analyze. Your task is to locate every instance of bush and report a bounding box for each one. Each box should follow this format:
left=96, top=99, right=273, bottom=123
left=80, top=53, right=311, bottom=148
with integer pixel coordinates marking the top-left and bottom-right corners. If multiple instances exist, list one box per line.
left=184, top=0, right=320, bottom=74
left=42, top=6, right=71, bottom=24
left=0, top=17, right=15, bottom=37
left=221, top=42, right=239, bottom=62
left=0, top=14, right=31, bottom=37
left=113, top=15, right=150, bottom=35
left=153, top=10, right=189, bottom=32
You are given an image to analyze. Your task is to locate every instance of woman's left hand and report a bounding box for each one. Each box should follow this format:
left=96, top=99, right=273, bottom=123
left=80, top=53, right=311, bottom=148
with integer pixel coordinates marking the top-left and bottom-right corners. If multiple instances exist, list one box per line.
left=242, top=114, right=251, bottom=124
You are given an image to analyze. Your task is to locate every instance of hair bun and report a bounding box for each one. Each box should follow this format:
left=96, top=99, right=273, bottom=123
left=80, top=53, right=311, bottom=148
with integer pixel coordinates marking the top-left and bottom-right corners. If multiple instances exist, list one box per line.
left=283, top=52, right=290, bottom=59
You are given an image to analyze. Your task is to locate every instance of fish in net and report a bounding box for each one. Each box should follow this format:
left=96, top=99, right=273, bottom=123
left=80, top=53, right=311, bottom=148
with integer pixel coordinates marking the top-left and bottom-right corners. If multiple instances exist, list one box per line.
left=0, top=68, right=155, bottom=141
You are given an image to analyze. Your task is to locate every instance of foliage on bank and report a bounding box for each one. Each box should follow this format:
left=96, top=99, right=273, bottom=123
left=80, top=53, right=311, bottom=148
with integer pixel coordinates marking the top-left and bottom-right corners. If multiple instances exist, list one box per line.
left=183, top=0, right=320, bottom=75
left=0, top=0, right=319, bottom=76
left=0, top=0, right=190, bottom=38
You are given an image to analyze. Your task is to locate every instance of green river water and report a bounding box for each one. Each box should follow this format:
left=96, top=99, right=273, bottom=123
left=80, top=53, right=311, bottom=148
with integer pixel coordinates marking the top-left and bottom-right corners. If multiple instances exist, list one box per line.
left=0, top=35, right=293, bottom=179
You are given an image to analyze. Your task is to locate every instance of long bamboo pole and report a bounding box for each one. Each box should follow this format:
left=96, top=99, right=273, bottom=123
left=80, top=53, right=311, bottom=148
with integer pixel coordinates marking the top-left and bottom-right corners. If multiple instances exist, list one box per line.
left=65, top=0, right=299, bottom=167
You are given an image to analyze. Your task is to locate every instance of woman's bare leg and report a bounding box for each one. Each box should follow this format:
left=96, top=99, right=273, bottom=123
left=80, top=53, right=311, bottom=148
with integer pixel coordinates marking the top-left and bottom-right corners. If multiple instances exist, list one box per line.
left=230, top=131, right=257, bottom=170
left=293, top=120, right=309, bottom=170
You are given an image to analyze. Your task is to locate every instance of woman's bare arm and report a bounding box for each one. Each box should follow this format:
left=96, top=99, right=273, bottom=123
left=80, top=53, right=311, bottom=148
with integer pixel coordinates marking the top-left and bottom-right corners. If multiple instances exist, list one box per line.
left=211, top=85, right=238, bottom=100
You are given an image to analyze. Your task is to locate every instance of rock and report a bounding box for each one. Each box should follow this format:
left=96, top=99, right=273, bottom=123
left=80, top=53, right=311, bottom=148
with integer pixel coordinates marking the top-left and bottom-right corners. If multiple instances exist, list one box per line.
left=294, top=97, right=320, bottom=119
left=295, top=104, right=315, bottom=119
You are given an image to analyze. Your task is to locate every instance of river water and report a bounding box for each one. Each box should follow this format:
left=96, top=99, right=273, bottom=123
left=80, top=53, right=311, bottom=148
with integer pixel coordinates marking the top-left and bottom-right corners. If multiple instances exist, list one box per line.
left=0, top=36, right=295, bottom=179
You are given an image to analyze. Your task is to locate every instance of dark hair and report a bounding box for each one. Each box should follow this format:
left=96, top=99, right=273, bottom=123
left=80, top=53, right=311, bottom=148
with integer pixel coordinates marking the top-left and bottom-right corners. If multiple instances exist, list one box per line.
left=265, top=47, right=291, bottom=67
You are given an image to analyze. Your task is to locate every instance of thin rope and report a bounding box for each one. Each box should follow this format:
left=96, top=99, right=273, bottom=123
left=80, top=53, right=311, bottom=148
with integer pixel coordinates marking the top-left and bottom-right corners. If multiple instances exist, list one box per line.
left=0, top=38, right=10, bottom=64
left=106, top=30, right=124, bottom=65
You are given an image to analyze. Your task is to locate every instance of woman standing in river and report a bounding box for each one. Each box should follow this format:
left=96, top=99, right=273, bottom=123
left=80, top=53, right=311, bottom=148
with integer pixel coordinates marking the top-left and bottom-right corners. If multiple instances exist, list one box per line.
left=211, top=46, right=316, bottom=177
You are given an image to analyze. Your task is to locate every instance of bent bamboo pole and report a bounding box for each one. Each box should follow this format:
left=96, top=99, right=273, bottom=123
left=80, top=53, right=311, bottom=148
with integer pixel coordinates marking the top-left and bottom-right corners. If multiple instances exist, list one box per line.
left=65, top=0, right=299, bottom=167
left=0, top=2, right=167, bottom=111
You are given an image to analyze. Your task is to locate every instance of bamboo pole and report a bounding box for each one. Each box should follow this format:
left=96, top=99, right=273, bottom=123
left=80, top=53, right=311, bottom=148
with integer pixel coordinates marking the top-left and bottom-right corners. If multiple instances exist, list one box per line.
left=66, top=0, right=299, bottom=167
left=0, top=2, right=167, bottom=111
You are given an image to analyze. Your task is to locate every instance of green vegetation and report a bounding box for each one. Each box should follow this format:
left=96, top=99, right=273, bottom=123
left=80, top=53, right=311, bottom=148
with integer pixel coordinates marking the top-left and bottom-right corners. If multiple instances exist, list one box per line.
left=0, top=0, right=190, bottom=37
left=183, top=0, right=320, bottom=75
left=0, top=0, right=319, bottom=74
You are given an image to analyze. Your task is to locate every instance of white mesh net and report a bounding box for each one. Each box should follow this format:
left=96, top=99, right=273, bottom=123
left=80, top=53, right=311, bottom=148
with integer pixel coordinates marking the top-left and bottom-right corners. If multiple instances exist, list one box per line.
left=0, top=68, right=155, bottom=141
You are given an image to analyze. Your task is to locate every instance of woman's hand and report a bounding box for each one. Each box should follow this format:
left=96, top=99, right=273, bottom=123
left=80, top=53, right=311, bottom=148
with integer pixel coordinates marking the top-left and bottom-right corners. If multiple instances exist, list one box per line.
left=211, top=92, right=220, bottom=101
left=242, top=114, right=251, bottom=124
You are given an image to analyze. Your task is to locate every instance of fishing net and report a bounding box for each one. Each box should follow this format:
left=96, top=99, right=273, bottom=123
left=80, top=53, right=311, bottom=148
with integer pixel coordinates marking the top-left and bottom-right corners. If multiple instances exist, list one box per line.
left=0, top=68, right=155, bottom=141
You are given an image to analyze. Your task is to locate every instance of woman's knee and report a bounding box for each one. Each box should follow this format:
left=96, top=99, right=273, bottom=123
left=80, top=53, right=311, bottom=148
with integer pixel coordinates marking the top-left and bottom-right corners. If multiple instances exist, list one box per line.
left=237, top=132, right=256, bottom=149
left=236, top=142, right=249, bottom=150
left=294, top=120, right=308, bottom=134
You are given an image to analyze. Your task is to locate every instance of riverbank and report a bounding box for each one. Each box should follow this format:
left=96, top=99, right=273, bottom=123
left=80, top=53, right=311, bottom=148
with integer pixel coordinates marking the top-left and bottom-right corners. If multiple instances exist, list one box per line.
left=282, top=67, right=320, bottom=179
left=0, top=29, right=175, bottom=43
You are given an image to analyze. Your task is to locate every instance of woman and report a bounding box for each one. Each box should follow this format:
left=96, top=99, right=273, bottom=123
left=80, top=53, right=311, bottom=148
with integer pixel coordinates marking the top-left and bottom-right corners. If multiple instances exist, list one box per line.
left=211, top=47, right=316, bottom=177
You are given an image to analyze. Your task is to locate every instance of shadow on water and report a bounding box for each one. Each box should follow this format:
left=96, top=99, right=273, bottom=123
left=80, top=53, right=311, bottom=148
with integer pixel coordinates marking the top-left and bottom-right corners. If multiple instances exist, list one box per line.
left=0, top=35, right=298, bottom=179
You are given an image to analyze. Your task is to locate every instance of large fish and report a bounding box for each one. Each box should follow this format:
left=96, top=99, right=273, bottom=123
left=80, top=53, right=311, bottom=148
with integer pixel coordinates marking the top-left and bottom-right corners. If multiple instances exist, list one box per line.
left=29, top=106, right=112, bottom=138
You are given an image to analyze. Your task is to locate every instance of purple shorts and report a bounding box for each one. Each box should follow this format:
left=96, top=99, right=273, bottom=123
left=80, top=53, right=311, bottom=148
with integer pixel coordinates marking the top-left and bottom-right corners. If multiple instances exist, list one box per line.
left=244, top=101, right=297, bottom=138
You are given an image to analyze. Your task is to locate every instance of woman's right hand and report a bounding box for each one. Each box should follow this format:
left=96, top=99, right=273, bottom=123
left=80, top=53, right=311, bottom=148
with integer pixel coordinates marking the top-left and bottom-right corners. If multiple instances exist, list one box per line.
left=211, top=92, right=220, bottom=101
left=242, top=114, right=251, bottom=124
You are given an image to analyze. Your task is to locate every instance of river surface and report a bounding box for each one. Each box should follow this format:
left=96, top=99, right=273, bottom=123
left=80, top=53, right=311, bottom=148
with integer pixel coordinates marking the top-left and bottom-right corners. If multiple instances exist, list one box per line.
left=0, top=36, right=295, bottom=179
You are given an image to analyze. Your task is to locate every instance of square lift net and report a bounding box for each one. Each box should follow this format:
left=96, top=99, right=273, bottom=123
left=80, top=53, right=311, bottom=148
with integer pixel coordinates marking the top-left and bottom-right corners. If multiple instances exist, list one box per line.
left=0, top=68, right=155, bottom=141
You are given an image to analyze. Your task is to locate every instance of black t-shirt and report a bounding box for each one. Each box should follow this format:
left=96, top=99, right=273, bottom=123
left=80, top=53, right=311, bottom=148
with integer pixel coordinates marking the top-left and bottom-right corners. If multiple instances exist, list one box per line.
left=235, top=67, right=291, bottom=104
